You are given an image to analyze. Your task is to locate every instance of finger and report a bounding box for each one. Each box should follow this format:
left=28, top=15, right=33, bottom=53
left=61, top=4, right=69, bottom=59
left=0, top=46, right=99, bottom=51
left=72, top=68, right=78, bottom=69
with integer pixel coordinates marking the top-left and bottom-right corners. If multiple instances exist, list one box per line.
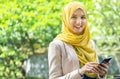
left=89, top=62, right=99, bottom=66
left=98, top=65, right=108, bottom=74
left=85, top=66, right=95, bottom=72
left=100, top=69, right=106, bottom=77
left=86, top=62, right=99, bottom=67
left=99, top=63, right=109, bottom=69
left=99, top=64, right=109, bottom=70
left=91, top=67, right=99, bottom=73
left=85, top=68, right=93, bottom=72
left=107, top=62, right=110, bottom=65
left=87, top=68, right=98, bottom=73
left=93, top=66, right=102, bottom=74
left=98, top=65, right=106, bottom=71
left=90, top=69, right=97, bottom=73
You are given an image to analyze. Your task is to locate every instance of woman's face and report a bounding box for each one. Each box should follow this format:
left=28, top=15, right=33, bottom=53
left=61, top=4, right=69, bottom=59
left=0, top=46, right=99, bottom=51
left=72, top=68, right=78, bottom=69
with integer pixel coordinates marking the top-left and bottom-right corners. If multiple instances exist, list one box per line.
left=70, top=9, right=86, bottom=34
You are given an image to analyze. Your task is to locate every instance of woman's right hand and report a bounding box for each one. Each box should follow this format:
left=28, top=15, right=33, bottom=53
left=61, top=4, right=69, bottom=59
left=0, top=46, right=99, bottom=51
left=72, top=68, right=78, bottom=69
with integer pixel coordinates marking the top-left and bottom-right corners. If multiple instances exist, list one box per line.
left=78, top=62, right=98, bottom=75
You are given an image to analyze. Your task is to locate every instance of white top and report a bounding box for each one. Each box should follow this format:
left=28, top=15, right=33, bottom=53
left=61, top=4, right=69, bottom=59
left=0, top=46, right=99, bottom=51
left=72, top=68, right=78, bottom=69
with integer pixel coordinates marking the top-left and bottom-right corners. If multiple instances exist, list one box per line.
left=48, top=40, right=106, bottom=79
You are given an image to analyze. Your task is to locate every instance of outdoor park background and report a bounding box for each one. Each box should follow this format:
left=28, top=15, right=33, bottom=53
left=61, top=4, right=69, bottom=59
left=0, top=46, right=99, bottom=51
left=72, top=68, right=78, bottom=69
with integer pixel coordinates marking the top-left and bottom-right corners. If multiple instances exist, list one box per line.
left=0, top=0, right=120, bottom=79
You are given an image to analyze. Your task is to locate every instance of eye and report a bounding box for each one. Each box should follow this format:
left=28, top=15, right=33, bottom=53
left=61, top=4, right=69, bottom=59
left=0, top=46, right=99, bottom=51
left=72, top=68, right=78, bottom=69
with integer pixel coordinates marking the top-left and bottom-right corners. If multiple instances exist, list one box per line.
left=71, top=16, right=77, bottom=19
left=81, top=16, right=86, bottom=19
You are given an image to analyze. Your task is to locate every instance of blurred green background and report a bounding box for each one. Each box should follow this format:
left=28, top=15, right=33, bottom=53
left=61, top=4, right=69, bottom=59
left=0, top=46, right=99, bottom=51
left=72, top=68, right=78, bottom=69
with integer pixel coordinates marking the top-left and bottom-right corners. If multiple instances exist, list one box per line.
left=0, top=0, right=120, bottom=79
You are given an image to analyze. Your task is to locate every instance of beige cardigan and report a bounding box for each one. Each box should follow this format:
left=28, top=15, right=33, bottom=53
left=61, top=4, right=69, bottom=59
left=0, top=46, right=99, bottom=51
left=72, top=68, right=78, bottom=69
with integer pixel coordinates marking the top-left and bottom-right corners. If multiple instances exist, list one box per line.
left=48, top=40, right=106, bottom=79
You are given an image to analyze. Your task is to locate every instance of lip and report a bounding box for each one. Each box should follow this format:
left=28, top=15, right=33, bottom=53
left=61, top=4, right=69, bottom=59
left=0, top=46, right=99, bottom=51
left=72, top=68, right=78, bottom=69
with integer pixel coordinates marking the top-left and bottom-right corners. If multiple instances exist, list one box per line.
left=75, top=26, right=82, bottom=29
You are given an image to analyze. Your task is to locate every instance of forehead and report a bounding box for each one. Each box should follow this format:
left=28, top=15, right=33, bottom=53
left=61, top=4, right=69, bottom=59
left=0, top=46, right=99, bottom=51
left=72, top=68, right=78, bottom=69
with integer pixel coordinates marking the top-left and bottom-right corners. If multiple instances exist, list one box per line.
left=72, top=8, right=85, bottom=16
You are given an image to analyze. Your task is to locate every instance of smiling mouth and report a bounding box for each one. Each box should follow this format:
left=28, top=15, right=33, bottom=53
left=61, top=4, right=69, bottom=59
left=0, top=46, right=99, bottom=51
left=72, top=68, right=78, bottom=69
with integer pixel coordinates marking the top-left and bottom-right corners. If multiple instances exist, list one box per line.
left=75, top=26, right=82, bottom=29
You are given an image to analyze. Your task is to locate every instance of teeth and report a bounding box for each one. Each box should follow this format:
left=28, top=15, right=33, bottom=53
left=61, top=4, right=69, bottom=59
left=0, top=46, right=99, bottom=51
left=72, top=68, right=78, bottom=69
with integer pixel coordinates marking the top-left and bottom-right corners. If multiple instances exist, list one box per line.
left=76, top=26, right=82, bottom=28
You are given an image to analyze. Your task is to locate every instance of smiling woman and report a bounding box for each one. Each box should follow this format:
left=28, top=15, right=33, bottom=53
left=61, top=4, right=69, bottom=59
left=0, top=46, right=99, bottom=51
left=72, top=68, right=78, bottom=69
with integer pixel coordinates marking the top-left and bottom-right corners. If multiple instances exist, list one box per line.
left=70, top=8, right=87, bottom=34
left=48, top=1, right=110, bottom=79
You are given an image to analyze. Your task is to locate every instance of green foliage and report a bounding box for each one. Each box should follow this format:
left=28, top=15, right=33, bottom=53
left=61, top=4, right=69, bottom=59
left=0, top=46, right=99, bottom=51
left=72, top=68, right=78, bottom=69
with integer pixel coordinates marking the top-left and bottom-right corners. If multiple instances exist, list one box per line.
left=0, top=46, right=26, bottom=78
left=82, top=0, right=120, bottom=53
left=0, top=0, right=120, bottom=79
left=0, top=0, right=70, bottom=78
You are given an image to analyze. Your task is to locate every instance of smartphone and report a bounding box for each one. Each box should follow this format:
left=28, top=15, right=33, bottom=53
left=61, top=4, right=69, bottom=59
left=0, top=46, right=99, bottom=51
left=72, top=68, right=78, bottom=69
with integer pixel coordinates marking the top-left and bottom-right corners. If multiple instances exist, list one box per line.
left=100, top=57, right=112, bottom=64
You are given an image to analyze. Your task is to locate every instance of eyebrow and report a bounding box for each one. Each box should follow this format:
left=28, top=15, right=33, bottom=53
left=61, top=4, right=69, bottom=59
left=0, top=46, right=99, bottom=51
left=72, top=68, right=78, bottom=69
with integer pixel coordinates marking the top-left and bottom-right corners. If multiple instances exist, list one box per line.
left=72, top=14, right=85, bottom=16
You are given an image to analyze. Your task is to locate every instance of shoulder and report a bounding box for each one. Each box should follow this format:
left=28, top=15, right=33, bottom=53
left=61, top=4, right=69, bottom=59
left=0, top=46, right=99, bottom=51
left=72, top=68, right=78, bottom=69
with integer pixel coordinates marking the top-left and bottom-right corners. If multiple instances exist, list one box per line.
left=48, top=40, right=66, bottom=51
left=49, top=40, right=73, bottom=48
left=50, top=40, right=63, bottom=44
left=49, top=40, right=64, bottom=47
left=49, top=40, right=74, bottom=53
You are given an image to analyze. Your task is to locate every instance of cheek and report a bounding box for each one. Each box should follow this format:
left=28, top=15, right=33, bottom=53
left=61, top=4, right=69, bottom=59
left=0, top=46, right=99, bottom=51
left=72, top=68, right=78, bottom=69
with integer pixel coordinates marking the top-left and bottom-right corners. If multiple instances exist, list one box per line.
left=69, top=20, right=75, bottom=27
left=83, top=20, right=87, bottom=25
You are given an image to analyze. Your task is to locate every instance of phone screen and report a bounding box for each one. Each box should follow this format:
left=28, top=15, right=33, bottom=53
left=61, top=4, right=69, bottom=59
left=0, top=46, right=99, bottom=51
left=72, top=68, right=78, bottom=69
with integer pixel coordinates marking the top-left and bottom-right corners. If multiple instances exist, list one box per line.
left=100, top=57, right=112, bottom=64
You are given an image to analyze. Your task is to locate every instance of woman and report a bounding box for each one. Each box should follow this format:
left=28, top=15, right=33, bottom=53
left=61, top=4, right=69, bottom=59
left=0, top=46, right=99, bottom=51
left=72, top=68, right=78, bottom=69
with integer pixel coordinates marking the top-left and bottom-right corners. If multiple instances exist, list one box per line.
left=48, top=1, right=109, bottom=79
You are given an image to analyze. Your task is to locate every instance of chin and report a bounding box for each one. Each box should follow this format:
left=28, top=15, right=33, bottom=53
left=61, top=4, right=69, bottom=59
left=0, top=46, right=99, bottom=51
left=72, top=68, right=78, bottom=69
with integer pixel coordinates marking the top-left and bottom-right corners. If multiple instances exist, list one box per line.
left=74, top=30, right=83, bottom=34
left=74, top=31, right=81, bottom=34
left=73, top=29, right=83, bottom=34
left=76, top=30, right=82, bottom=33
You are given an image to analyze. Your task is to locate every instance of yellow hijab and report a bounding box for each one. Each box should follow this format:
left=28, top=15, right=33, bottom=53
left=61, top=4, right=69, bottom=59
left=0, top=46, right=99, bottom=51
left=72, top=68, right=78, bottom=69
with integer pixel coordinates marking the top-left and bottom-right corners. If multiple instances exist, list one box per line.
left=55, top=2, right=98, bottom=78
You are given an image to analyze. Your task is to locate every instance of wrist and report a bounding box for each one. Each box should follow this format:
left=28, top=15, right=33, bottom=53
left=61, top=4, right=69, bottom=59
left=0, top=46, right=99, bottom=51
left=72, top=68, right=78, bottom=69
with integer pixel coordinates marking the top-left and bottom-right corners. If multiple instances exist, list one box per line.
left=78, top=69, right=84, bottom=77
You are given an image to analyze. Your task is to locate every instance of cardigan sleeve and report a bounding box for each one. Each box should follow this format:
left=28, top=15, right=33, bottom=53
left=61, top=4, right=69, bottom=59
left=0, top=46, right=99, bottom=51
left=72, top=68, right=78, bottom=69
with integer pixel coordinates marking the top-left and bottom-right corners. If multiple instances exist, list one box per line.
left=48, top=41, right=82, bottom=79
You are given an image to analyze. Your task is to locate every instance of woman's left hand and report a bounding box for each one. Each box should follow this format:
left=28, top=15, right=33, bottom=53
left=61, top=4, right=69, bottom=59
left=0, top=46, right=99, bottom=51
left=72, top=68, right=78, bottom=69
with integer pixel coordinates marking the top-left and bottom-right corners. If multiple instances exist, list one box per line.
left=92, top=63, right=109, bottom=77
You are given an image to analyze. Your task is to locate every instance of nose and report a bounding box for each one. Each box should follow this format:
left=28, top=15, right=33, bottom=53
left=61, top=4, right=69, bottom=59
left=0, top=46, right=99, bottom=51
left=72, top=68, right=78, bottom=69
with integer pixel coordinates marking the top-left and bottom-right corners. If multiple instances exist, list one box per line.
left=76, top=18, right=82, bottom=25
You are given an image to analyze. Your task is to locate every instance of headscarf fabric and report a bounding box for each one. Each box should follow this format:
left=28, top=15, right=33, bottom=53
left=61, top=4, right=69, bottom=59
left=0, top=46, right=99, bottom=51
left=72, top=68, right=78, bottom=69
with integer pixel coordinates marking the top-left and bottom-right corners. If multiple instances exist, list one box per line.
left=55, top=2, right=98, bottom=78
